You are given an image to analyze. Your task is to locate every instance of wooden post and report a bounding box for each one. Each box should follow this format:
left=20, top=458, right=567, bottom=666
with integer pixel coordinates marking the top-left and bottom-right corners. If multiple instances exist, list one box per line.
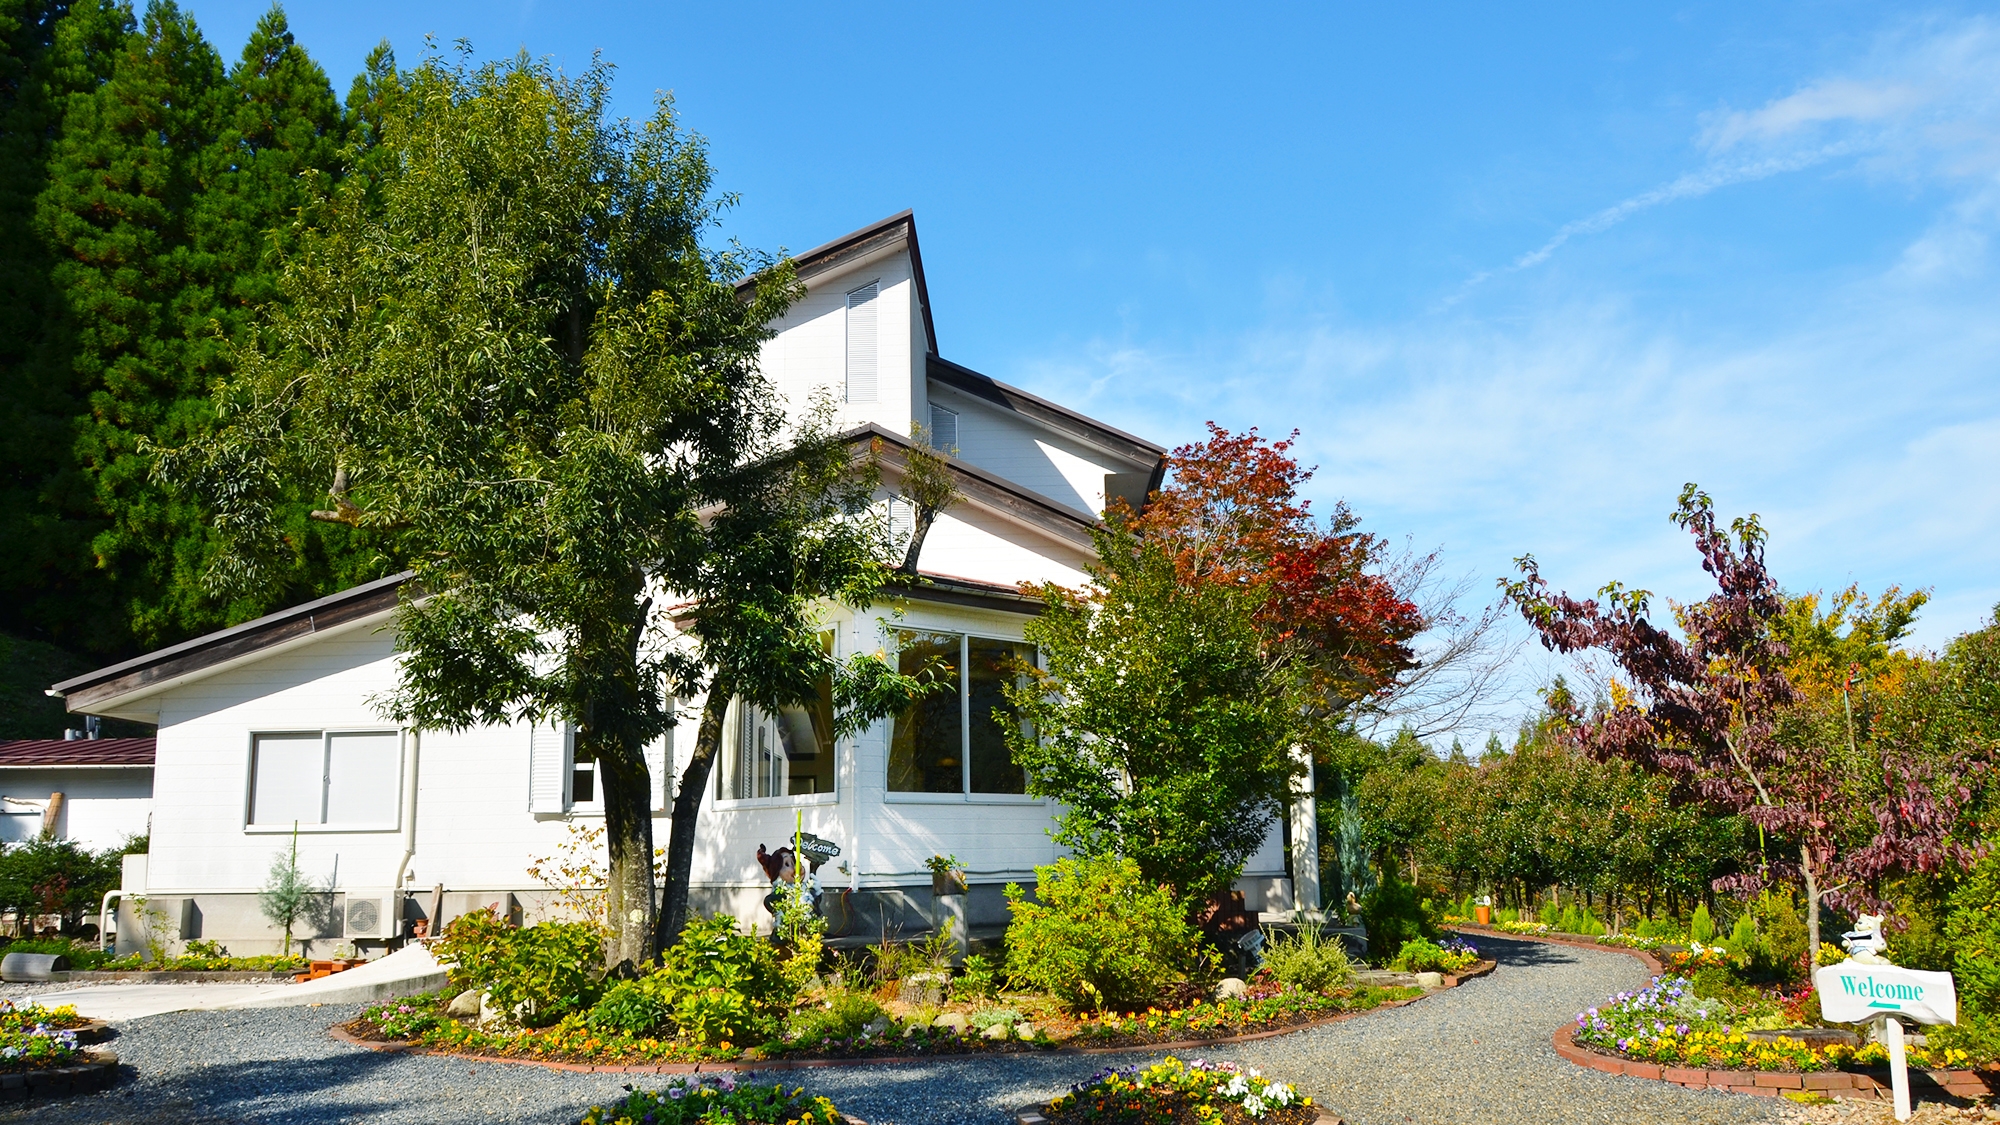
left=428, top=883, right=445, bottom=936
left=40, top=793, right=63, bottom=839
left=1882, top=1017, right=1911, bottom=1121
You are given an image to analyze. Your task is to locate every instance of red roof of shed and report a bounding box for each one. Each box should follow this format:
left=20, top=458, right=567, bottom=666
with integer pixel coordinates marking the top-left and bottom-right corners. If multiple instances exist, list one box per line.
left=0, top=739, right=155, bottom=767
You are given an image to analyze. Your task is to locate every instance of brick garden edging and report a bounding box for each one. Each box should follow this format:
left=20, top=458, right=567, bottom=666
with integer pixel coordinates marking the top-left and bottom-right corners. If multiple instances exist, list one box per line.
left=1451, top=924, right=2000, bottom=1102
left=0, top=1050, right=120, bottom=1102
left=328, top=961, right=1497, bottom=1076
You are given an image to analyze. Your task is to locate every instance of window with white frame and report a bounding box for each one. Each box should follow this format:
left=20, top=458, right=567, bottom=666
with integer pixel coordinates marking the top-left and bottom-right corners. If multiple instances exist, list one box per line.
left=887, top=631, right=1035, bottom=795
left=716, top=632, right=837, bottom=801
left=248, top=730, right=400, bottom=829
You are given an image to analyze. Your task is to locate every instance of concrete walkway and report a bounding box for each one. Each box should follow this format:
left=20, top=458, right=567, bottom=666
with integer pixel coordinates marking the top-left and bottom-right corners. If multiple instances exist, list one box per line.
left=25, top=946, right=445, bottom=1022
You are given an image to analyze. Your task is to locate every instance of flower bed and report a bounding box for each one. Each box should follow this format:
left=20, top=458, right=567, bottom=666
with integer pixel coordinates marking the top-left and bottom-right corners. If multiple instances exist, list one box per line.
left=1063, top=984, right=1423, bottom=1049
left=0, top=1005, right=92, bottom=1071
left=1573, top=976, right=1974, bottom=1073
left=578, top=1074, right=850, bottom=1125
left=1039, top=1058, right=1316, bottom=1125
left=1490, top=920, right=1550, bottom=936
left=348, top=980, right=1430, bottom=1065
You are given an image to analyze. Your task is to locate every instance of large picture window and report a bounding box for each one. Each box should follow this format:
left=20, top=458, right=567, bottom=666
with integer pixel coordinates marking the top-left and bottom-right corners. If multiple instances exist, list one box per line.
left=889, top=630, right=1034, bottom=796
left=716, top=634, right=837, bottom=801
left=249, top=730, right=400, bottom=829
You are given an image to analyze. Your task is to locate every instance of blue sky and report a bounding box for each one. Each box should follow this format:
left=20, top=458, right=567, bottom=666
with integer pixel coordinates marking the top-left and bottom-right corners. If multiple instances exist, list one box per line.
left=198, top=1, right=2000, bottom=727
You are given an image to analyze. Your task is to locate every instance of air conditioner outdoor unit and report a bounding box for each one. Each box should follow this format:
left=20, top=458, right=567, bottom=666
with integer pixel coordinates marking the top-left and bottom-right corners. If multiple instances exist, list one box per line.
left=342, top=891, right=400, bottom=940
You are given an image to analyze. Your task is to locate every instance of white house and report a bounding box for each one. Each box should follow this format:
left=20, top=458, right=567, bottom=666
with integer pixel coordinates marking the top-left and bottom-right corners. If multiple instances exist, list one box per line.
left=49, top=213, right=1321, bottom=957
left=0, top=737, right=153, bottom=852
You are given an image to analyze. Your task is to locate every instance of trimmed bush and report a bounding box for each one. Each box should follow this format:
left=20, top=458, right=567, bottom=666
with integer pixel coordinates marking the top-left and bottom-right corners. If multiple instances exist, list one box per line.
left=1003, top=855, right=1212, bottom=1011
left=649, top=914, right=793, bottom=1046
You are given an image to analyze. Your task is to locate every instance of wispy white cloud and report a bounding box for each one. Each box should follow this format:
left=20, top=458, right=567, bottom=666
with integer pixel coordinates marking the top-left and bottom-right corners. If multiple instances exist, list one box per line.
left=1459, top=17, right=2000, bottom=290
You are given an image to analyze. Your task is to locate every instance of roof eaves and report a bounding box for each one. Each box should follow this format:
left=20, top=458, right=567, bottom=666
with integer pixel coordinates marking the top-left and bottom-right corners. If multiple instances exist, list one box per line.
left=51, top=572, right=411, bottom=711
left=737, top=211, right=937, bottom=351
left=841, top=423, right=1100, bottom=550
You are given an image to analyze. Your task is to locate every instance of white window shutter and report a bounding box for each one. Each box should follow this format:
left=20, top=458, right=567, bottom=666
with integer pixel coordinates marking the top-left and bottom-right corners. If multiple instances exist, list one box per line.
left=529, top=723, right=570, bottom=814
left=646, top=732, right=670, bottom=814
left=846, top=282, right=878, bottom=403
left=928, top=404, right=958, bottom=453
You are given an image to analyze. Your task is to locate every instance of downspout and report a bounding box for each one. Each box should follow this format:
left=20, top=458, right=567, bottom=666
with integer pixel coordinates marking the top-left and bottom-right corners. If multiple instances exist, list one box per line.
left=390, top=730, right=421, bottom=938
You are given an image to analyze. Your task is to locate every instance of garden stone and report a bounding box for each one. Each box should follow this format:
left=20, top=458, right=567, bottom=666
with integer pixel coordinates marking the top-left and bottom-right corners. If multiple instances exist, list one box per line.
left=1217, top=976, right=1248, bottom=1000
left=981, top=1021, right=1011, bottom=1040
left=1415, top=971, right=1443, bottom=988
left=1014, top=1022, right=1035, bottom=1040
left=931, top=1012, right=969, bottom=1033
left=902, top=1024, right=922, bottom=1038
left=861, top=1016, right=893, bottom=1038
left=446, top=989, right=481, bottom=1019
left=897, top=972, right=947, bottom=1006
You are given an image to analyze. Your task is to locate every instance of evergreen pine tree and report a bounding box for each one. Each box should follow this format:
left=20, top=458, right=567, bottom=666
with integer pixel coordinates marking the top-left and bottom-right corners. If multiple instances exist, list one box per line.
left=35, top=0, right=228, bottom=649
left=0, top=0, right=131, bottom=651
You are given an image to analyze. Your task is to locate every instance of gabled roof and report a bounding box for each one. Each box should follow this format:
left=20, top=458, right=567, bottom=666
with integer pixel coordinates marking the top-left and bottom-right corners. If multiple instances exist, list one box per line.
left=927, top=353, right=1166, bottom=466
left=745, top=211, right=1167, bottom=472
left=51, top=573, right=410, bottom=715
left=738, top=210, right=937, bottom=351
left=0, top=738, right=155, bottom=768
left=846, top=423, right=1098, bottom=551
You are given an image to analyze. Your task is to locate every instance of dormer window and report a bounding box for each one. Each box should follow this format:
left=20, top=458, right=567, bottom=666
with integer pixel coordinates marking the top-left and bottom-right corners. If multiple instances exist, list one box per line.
left=846, top=281, right=878, bottom=403
left=928, top=404, right=958, bottom=453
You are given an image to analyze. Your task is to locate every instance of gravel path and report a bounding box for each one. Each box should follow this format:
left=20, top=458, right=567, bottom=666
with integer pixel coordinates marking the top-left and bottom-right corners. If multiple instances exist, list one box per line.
left=0, top=933, right=1790, bottom=1125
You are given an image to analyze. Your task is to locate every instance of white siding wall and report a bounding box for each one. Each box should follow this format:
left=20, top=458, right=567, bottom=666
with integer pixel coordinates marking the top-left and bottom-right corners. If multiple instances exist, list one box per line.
left=930, top=385, right=1138, bottom=518
left=757, top=247, right=918, bottom=440
left=0, top=768, right=151, bottom=851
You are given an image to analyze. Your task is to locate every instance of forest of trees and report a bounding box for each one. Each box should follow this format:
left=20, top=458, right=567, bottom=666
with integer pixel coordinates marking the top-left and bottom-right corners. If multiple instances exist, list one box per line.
left=1, top=0, right=388, bottom=686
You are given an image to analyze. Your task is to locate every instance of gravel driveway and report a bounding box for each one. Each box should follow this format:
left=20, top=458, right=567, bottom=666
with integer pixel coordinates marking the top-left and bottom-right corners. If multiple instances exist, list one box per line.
left=0, top=933, right=1788, bottom=1125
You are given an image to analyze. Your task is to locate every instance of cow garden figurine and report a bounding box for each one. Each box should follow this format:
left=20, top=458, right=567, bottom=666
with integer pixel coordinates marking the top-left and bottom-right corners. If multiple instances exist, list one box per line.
left=1840, top=914, right=1891, bottom=964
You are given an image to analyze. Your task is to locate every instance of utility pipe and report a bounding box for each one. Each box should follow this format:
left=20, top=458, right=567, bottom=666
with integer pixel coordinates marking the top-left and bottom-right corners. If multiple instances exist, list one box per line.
left=389, top=730, right=422, bottom=939
left=98, top=891, right=120, bottom=954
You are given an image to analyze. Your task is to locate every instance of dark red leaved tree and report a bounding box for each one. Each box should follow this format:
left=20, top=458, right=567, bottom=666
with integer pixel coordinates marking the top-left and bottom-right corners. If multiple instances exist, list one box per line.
left=1504, top=485, right=1985, bottom=971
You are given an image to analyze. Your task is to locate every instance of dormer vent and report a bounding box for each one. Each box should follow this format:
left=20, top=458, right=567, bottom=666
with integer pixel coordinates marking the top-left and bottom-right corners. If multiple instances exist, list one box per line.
left=845, top=281, right=878, bottom=403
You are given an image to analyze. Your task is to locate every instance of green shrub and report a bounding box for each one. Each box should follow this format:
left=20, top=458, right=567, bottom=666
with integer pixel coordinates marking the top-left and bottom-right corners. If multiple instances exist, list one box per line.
left=1389, top=937, right=1449, bottom=972
left=433, top=908, right=605, bottom=1027
left=1945, top=850, right=2000, bottom=1021
left=1553, top=904, right=1606, bottom=937
left=587, top=979, right=672, bottom=1036
left=1259, top=925, right=1352, bottom=994
left=1361, top=871, right=1435, bottom=962
left=1002, top=855, right=1211, bottom=1012
left=1690, top=903, right=1716, bottom=944
left=953, top=953, right=1000, bottom=1001
left=1634, top=917, right=1679, bottom=940
left=786, top=990, right=885, bottom=1043
left=649, top=914, right=794, bottom=1046
left=580, top=1076, right=844, bottom=1125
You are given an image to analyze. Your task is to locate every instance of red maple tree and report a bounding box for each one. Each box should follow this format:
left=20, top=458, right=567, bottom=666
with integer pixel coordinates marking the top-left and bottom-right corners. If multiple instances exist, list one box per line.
left=1121, top=423, right=1424, bottom=710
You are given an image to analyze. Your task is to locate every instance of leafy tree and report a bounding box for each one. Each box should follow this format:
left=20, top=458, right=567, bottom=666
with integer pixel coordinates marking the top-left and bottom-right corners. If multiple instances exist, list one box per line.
left=1505, top=485, right=1991, bottom=970
left=1007, top=426, right=1423, bottom=905
left=169, top=52, right=920, bottom=968
left=0, top=838, right=119, bottom=931
left=657, top=412, right=938, bottom=945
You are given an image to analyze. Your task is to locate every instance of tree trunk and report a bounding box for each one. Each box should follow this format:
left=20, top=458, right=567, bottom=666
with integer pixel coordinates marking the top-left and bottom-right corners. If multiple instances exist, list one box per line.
left=657, top=673, right=735, bottom=948
left=1801, top=843, right=1821, bottom=976
left=593, top=729, right=656, bottom=975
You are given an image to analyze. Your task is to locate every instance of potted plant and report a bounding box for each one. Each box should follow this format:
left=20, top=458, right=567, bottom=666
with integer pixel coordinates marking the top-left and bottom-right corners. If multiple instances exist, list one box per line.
left=925, top=854, right=967, bottom=896
left=1474, top=895, right=1492, bottom=926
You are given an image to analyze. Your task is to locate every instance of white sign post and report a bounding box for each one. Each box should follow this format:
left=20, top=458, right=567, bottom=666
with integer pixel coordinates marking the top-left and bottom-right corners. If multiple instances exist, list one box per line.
left=1815, top=926, right=1958, bottom=1123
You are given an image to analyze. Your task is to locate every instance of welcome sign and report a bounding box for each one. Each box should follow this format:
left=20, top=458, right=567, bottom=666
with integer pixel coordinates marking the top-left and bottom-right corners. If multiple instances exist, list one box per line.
left=1815, top=962, right=1958, bottom=1026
